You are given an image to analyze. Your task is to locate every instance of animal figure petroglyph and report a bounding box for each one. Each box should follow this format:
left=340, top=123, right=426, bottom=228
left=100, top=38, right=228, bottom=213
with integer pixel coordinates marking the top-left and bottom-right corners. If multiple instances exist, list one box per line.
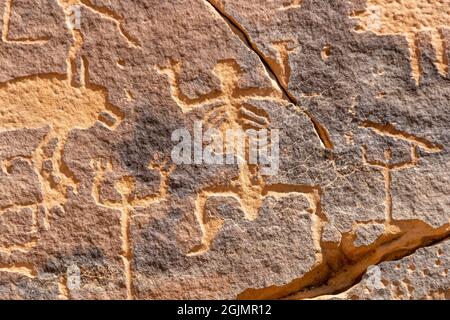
left=0, top=0, right=126, bottom=255
left=0, top=0, right=139, bottom=294
left=352, top=0, right=449, bottom=83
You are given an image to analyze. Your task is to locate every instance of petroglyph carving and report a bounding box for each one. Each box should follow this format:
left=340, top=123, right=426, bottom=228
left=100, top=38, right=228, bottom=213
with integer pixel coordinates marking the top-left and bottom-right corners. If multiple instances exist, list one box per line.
left=0, top=263, right=36, bottom=278
left=92, top=158, right=174, bottom=208
left=0, top=129, right=50, bottom=254
left=157, top=59, right=283, bottom=113
left=91, top=158, right=174, bottom=299
left=1, top=0, right=449, bottom=301
left=0, top=2, right=127, bottom=267
left=91, top=159, right=133, bottom=300
left=361, top=121, right=443, bottom=223
left=0, top=0, right=128, bottom=229
left=271, top=40, right=298, bottom=88
left=58, top=0, right=140, bottom=47
left=0, top=75, right=123, bottom=222
left=188, top=182, right=324, bottom=257
left=161, top=60, right=325, bottom=256
left=352, top=0, right=450, bottom=82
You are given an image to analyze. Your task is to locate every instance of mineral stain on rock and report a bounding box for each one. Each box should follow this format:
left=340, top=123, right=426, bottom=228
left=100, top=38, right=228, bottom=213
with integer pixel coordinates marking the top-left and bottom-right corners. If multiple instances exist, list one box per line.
left=0, top=0, right=449, bottom=300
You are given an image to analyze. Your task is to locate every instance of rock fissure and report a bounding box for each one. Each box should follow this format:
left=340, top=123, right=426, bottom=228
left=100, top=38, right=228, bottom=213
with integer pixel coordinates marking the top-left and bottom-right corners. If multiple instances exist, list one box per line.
left=204, top=0, right=334, bottom=150
left=237, top=221, right=450, bottom=300
left=305, top=233, right=450, bottom=300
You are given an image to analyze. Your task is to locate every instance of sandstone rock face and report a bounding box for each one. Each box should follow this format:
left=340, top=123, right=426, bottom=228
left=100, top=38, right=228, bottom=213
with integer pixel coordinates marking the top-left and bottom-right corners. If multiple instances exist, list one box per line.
left=316, top=239, right=450, bottom=300
left=0, top=0, right=448, bottom=300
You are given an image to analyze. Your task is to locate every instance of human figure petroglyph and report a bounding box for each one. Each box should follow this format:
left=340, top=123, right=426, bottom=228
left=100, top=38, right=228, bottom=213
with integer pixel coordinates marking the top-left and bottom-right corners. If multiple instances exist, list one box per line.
left=361, top=121, right=443, bottom=223
left=91, top=159, right=134, bottom=300
left=157, top=59, right=283, bottom=114
left=159, top=59, right=326, bottom=255
left=92, top=158, right=174, bottom=208
left=91, top=157, right=174, bottom=299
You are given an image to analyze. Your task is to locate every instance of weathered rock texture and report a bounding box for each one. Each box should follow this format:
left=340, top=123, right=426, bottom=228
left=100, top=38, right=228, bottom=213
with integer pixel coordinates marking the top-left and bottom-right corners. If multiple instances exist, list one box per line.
left=0, top=0, right=448, bottom=300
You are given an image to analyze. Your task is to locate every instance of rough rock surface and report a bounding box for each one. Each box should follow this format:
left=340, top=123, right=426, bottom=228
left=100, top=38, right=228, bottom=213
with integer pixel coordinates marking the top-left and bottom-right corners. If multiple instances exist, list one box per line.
left=0, top=0, right=448, bottom=300
left=316, top=238, right=450, bottom=300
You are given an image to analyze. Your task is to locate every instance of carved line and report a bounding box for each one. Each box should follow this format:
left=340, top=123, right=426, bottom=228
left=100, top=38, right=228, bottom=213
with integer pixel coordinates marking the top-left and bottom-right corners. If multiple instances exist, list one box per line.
left=156, top=60, right=223, bottom=113
left=92, top=159, right=175, bottom=299
left=0, top=239, right=38, bottom=254
left=434, top=28, right=449, bottom=76
left=121, top=205, right=133, bottom=300
left=271, top=40, right=297, bottom=88
left=79, top=0, right=140, bottom=47
left=158, top=59, right=283, bottom=114
left=188, top=171, right=325, bottom=256
left=360, top=118, right=444, bottom=225
left=361, top=121, right=443, bottom=152
left=361, top=145, right=420, bottom=171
